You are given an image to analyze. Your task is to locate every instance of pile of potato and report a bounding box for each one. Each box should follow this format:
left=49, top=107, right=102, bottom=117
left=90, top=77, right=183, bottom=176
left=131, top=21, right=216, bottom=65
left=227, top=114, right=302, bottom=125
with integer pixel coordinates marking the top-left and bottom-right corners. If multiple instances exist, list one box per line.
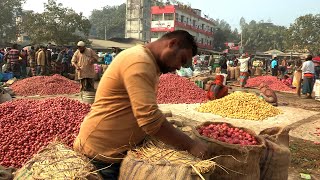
left=197, top=92, right=281, bottom=120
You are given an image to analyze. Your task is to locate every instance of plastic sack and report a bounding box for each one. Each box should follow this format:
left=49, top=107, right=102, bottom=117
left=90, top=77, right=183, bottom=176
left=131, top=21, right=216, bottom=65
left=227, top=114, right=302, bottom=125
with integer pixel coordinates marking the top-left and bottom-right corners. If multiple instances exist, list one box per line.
left=176, top=68, right=187, bottom=77
left=2, top=64, right=8, bottom=72
left=185, top=67, right=193, bottom=77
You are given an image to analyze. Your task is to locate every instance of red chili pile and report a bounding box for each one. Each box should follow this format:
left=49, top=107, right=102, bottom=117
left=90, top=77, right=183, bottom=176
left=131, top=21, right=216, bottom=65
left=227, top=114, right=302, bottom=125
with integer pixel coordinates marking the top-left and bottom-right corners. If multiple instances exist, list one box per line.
left=246, top=76, right=295, bottom=92
left=10, top=74, right=80, bottom=96
left=157, top=74, right=207, bottom=104
left=197, top=123, right=258, bottom=145
left=0, top=97, right=90, bottom=168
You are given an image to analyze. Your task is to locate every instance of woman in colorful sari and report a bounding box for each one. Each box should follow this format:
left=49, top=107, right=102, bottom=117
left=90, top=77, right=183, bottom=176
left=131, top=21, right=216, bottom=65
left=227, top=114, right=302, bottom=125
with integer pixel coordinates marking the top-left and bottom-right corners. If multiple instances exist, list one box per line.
left=301, top=55, right=315, bottom=99
left=207, top=75, right=228, bottom=100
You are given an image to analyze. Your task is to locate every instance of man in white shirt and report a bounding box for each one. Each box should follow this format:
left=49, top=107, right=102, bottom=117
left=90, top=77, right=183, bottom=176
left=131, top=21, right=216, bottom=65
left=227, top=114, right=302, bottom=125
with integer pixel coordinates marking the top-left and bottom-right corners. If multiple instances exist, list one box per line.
left=238, top=54, right=250, bottom=88
left=301, top=55, right=315, bottom=98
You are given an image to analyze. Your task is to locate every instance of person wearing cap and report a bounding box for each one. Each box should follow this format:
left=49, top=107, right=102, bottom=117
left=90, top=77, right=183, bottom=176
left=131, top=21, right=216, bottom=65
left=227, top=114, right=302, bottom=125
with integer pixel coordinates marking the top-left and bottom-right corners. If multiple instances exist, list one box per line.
left=71, top=41, right=99, bottom=92
left=73, top=30, right=209, bottom=179
left=258, top=83, right=278, bottom=106
left=238, top=53, right=250, bottom=88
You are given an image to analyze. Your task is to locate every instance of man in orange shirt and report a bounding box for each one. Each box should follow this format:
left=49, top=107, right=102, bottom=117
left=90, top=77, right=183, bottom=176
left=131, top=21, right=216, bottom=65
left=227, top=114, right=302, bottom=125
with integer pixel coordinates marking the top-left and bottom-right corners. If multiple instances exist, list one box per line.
left=74, top=30, right=209, bottom=179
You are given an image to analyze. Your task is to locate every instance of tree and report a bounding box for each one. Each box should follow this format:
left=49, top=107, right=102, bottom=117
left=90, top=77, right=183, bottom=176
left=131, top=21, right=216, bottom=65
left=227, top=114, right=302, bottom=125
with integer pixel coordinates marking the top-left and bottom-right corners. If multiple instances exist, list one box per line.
left=21, top=0, right=91, bottom=45
left=213, top=19, right=240, bottom=51
left=240, top=19, right=287, bottom=52
left=213, top=28, right=227, bottom=51
left=0, top=0, right=24, bottom=43
left=287, top=14, right=320, bottom=54
left=89, top=4, right=126, bottom=39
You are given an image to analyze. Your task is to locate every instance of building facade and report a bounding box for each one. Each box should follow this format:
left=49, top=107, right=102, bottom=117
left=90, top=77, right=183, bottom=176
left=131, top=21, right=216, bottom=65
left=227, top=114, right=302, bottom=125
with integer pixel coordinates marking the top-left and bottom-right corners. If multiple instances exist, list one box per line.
left=125, top=0, right=151, bottom=42
left=150, top=5, right=215, bottom=51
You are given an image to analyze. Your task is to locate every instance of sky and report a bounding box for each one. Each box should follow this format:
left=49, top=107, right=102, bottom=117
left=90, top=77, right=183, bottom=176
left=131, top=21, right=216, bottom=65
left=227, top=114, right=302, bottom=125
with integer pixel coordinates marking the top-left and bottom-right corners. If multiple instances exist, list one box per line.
left=23, top=0, right=320, bottom=30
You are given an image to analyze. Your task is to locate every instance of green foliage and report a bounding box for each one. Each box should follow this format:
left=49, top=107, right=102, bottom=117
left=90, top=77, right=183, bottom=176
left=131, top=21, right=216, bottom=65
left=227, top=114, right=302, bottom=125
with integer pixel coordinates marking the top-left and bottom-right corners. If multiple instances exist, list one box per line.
left=240, top=19, right=287, bottom=52
left=213, top=19, right=240, bottom=51
left=89, top=4, right=126, bottom=39
left=21, top=0, right=91, bottom=45
left=0, top=0, right=24, bottom=42
left=287, top=14, right=320, bottom=54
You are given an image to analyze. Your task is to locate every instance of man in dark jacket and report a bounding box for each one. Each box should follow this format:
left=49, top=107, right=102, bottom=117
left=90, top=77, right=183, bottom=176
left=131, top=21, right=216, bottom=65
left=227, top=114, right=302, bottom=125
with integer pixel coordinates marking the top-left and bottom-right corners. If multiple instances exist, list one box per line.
left=219, top=53, right=228, bottom=74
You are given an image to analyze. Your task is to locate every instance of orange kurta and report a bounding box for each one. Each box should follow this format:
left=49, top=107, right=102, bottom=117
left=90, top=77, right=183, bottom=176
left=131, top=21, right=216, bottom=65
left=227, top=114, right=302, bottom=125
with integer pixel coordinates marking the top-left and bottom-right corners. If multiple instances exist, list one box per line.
left=71, top=48, right=99, bottom=80
left=74, top=45, right=165, bottom=163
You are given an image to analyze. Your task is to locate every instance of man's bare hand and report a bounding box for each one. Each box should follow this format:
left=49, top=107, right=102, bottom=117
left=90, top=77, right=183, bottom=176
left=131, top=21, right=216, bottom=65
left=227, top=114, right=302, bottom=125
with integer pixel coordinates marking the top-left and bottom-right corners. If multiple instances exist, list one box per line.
left=188, top=140, right=210, bottom=159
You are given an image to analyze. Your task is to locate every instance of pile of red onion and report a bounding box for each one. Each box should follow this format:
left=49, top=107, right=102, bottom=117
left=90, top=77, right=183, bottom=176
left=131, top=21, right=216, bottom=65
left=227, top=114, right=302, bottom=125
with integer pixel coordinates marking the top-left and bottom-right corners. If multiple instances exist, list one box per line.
left=157, top=74, right=207, bottom=104
left=0, top=97, right=90, bottom=168
left=10, top=74, right=80, bottom=96
left=246, top=76, right=295, bottom=92
left=197, top=123, right=258, bottom=145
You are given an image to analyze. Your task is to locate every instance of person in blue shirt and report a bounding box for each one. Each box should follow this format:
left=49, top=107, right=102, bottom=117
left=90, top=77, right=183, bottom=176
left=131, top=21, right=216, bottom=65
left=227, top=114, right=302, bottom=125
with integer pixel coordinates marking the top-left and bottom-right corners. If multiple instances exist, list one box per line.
left=104, top=52, right=113, bottom=65
left=0, top=52, right=4, bottom=73
left=271, top=56, right=278, bottom=76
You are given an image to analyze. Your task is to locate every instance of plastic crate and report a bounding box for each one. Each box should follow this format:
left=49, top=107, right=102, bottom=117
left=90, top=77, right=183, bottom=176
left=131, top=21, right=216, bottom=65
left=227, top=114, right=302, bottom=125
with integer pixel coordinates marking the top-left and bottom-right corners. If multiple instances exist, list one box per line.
left=1, top=72, right=13, bottom=81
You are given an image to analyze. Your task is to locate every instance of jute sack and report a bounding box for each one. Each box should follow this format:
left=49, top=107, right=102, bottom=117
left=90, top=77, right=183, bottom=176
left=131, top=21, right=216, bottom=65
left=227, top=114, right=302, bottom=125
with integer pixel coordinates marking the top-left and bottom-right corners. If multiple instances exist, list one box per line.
left=119, top=140, right=215, bottom=180
left=292, top=70, right=302, bottom=88
left=255, top=67, right=263, bottom=76
left=235, top=67, right=240, bottom=80
left=192, top=122, right=266, bottom=180
left=119, top=152, right=211, bottom=180
left=14, top=142, right=101, bottom=180
left=230, top=67, right=235, bottom=80
left=259, top=127, right=291, bottom=180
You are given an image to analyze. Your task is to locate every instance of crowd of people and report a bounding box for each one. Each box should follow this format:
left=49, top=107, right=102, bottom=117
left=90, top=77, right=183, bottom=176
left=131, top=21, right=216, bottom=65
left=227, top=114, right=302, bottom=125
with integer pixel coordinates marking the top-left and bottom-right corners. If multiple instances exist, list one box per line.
left=0, top=43, right=119, bottom=83
left=0, top=44, right=76, bottom=78
left=200, top=51, right=320, bottom=106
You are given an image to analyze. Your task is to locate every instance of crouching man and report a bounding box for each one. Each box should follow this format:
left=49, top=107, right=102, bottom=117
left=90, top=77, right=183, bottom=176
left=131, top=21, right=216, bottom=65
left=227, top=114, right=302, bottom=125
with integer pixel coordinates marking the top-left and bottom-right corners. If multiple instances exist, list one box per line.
left=258, top=83, right=278, bottom=106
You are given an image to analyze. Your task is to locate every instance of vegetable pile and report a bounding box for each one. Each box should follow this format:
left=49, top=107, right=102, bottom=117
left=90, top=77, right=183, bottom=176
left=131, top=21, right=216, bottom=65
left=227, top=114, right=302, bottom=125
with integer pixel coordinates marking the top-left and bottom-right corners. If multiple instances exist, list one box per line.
left=0, top=97, right=90, bottom=168
left=197, top=123, right=258, bottom=145
left=246, top=75, right=294, bottom=92
left=157, top=74, right=207, bottom=104
left=10, top=74, right=80, bottom=96
left=197, top=92, right=281, bottom=120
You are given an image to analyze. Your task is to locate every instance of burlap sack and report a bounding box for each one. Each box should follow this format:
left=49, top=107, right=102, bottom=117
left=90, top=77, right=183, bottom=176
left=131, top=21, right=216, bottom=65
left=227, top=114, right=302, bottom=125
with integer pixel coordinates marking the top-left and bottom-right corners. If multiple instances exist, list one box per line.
left=14, top=142, right=101, bottom=180
left=119, top=151, right=211, bottom=180
left=292, top=70, right=302, bottom=88
left=251, top=67, right=256, bottom=76
left=255, top=67, right=263, bottom=76
left=235, top=67, right=240, bottom=80
left=229, top=67, right=235, bottom=80
left=259, top=127, right=291, bottom=180
left=192, top=122, right=265, bottom=180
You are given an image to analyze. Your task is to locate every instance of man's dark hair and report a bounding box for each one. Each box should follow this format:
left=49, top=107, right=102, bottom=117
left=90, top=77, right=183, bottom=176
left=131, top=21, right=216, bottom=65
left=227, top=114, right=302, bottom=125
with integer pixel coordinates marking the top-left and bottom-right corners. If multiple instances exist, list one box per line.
left=306, top=54, right=313, bottom=61
left=12, top=43, right=18, bottom=49
left=31, top=46, right=34, bottom=50
left=160, top=30, right=197, bottom=56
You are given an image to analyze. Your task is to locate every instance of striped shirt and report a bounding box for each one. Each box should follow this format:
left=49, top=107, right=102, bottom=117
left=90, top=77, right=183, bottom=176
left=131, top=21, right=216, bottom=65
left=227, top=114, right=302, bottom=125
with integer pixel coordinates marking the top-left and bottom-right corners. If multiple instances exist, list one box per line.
left=7, top=49, right=20, bottom=65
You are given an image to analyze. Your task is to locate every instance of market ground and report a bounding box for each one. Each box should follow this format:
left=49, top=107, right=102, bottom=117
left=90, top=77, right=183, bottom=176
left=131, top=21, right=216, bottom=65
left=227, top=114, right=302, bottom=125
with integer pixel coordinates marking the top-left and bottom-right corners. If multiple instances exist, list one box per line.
left=160, top=85, right=320, bottom=180
left=14, top=84, right=320, bottom=179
